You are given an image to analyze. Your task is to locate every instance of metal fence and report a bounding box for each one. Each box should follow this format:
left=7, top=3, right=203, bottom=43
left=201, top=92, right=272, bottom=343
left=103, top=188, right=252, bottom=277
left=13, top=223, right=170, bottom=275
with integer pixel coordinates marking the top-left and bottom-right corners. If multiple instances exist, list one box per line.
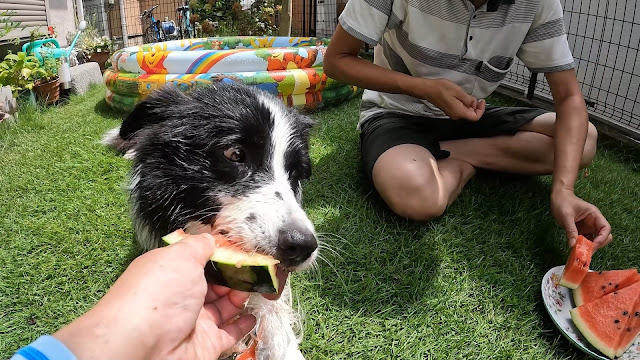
left=83, top=0, right=279, bottom=48
left=289, top=0, right=640, bottom=144
left=497, top=0, right=640, bottom=145
left=84, top=0, right=191, bottom=48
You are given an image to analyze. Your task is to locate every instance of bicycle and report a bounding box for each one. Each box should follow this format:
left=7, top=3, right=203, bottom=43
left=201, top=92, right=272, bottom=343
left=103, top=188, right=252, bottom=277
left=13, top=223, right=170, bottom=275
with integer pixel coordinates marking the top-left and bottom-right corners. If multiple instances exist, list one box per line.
left=175, top=0, right=192, bottom=39
left=141, top=5, right=164, bottom=43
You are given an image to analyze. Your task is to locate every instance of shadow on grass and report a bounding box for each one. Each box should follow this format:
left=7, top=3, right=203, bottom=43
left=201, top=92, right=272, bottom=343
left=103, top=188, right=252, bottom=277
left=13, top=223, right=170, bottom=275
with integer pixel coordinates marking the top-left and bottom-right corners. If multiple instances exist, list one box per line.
left=94, top=99, right=127, bottom=120
left=300, top=97, right=592, bottom=357
left=597, top=136, right=640, bottom=172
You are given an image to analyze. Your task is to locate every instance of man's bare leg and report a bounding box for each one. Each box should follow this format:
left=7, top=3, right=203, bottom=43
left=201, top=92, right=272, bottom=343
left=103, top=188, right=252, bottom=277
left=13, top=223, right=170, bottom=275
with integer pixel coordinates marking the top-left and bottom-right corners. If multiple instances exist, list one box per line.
left=370, top=113, right=598, bottom=221
left=442, top=113, right=598, bottom=174
left=372, top=144, right=476, bottom=221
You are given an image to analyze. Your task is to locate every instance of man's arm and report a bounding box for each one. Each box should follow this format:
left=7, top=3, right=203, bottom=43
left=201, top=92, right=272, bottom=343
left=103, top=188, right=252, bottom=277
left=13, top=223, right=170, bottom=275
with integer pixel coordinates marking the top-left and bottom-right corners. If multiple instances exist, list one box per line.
left=324, top=25, right=485, bottom=120
left=545, top=69, right=588, bottom=193
left=545, top=69, right=612, bottom=249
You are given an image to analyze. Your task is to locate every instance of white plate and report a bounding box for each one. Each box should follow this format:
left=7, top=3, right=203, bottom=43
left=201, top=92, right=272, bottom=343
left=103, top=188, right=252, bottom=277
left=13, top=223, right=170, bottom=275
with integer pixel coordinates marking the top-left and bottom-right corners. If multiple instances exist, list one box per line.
left=541, top=265, right=640, bottom=359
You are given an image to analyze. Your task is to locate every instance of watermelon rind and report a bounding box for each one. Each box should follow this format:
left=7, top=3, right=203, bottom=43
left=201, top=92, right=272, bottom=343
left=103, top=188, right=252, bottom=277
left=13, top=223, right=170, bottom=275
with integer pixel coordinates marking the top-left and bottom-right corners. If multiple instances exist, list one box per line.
left=571, top=307, right=618, bottom=359
left=161, top=229, right=280, bottom=294
left=570, top=281, right=640, bottom=359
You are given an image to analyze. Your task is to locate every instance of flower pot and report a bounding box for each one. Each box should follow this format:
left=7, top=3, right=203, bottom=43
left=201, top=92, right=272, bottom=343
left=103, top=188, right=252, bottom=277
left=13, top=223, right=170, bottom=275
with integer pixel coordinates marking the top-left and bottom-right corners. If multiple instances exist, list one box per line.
left=32, top=78, right=60, bottom=105
left=88, top=51, right=111, bottom=71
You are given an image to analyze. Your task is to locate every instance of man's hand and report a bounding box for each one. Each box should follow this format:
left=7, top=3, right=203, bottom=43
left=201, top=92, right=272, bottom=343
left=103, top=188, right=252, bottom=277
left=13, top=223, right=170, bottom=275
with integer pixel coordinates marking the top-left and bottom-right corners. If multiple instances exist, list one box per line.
left=54, top=234, right=257, bottom=360
left=414, top=78, right=486, bottom=121
left=324, top=25, right=485, bottom=122
left=551, top=189, right=612, bottom=251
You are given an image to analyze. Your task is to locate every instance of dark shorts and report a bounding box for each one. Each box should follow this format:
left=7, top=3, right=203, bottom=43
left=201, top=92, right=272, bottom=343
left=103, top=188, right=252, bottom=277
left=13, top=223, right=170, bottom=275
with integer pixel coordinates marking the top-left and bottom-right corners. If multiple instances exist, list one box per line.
left=359, top=106, right=549, bottom=180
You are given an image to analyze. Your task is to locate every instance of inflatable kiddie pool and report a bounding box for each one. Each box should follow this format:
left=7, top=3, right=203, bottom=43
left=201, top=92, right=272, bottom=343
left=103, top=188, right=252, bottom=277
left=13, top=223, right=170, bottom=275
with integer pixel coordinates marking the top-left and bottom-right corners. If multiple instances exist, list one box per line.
left=104, top=36, right=362, bottom=112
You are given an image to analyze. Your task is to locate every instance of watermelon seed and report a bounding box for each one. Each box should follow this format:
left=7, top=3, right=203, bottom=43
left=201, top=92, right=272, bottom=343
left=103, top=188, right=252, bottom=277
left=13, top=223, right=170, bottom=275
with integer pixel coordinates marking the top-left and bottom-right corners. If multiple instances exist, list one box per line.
left=601, top=285, right=606, bottom=290
left=615, top=284, right=619, bottom=288
left=636, top=312, right=640, bottom=317
left=623, top=311, right=629, bottom=316
left=599, top=271, right=603, bottom=275
left=615, top=319, right=620, bottom=323
left=614, top=291, right=619, bottom=295
left=609, top=282, right=613, bottom=286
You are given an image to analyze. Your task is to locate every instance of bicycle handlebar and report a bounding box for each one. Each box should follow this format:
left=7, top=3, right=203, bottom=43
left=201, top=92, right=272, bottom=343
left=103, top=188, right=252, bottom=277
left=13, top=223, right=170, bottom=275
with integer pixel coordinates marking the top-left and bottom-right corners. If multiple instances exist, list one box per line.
left=140, top=4, right=159, bottom=17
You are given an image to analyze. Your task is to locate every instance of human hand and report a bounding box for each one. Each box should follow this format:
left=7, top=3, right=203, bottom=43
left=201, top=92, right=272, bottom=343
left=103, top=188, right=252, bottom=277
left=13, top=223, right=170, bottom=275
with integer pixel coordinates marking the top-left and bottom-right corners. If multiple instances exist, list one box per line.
left=414, top=78, right=486, bottom=121
left=551, top=189, right=613, bottom=251
left=53, top=234, right=256, bottom=360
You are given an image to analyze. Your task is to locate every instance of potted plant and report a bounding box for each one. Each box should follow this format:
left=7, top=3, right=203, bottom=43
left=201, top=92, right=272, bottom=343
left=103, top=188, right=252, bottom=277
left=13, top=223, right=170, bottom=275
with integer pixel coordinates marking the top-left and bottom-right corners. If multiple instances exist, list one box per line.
left=0, top=52, right=61, bottom=106
left=0, top=52, right=41, bottom=100
left=31, top=56, right=60, bottom=105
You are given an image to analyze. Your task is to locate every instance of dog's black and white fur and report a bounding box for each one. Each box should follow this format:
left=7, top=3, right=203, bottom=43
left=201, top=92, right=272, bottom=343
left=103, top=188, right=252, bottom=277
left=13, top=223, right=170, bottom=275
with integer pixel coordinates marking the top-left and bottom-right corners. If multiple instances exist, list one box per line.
left=103, top=83, right=317, bottom=359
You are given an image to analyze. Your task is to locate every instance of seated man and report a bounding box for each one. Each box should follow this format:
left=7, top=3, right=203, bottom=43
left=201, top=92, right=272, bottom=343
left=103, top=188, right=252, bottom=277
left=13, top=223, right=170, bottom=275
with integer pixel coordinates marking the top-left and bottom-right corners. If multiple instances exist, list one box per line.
left=324, top=0, right=612, bottom=249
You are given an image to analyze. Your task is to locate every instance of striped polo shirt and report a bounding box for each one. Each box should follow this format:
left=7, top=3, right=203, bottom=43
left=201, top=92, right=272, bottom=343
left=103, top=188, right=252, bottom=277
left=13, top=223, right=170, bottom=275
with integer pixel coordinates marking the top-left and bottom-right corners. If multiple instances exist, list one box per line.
left=338, top=0, right=575, bottom=127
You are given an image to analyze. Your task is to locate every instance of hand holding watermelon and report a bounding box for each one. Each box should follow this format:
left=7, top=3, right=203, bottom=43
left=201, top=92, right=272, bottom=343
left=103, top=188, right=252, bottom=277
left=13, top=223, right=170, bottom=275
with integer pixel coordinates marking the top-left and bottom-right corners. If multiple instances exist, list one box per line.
left=555, top=235, right=640, bottom=359
left=52, top=233, right=257, bottom=360
left=551, top=189, right=612, bottom=251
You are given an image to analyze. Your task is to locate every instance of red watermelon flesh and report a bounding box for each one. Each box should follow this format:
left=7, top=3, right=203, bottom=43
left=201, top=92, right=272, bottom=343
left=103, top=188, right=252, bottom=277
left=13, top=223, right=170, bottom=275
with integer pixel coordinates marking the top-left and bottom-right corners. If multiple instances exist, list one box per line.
left=560, top=235, right=595, bottom=289
left=616, top=296, right=640, bottom=357
left=573, top=269, right=639, bottom=306
left=570, top=281, right=640, bottom=359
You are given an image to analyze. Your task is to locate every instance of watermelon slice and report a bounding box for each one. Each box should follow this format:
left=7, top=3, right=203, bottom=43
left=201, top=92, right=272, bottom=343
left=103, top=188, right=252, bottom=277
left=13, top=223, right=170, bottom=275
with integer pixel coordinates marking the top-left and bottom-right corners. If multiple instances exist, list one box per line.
left=573, top=269, right=639, bottom=306
left=570, top=281, right=640, bottom=359
left=559, top=235, right=595, bottom=289
left=616, top=295, right=640, bottom=357
left=162, top=229, right=280, bottom=294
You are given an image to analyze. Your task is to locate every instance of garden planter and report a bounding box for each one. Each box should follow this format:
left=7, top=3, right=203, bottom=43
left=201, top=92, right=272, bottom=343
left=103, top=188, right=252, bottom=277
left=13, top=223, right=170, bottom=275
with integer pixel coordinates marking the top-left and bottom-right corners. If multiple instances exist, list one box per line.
left=88, top=52, right=110, bottom=71
left=32, top=78, right=60, bottom=105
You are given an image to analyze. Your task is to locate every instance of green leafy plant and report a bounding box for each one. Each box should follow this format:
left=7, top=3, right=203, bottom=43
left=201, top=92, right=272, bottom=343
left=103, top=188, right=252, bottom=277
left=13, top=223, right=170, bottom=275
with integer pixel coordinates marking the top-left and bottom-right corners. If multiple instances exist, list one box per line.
left=33, top=56, right=59, bottom=84
left=0, top=52, right=47, bottom=96
left=191, top=0, right=279, bottom=36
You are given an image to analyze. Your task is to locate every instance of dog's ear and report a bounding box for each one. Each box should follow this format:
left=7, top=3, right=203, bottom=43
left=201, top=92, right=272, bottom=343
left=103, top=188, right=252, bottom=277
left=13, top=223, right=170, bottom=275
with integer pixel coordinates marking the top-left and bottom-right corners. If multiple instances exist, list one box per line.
left=119, top=85, right=187, bottom=140
left=291, top=110, right=316, bottom=139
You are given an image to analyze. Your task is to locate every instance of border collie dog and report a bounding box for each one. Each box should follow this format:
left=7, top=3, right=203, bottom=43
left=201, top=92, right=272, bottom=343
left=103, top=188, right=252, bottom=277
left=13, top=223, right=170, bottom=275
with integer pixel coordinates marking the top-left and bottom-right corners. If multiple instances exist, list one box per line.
left=102, top=83, right=317, bottom=360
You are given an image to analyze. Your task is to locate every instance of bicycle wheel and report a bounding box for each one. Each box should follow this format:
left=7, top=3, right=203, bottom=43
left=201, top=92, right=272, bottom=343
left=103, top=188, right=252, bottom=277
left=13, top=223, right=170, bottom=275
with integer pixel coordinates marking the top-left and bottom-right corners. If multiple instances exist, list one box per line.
left=143, top=26, right=156, bottom=43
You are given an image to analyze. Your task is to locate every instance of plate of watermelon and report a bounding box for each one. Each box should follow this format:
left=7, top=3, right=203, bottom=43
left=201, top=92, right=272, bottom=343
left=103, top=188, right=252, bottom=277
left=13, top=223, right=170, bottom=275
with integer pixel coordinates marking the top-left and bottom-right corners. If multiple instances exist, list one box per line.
left=542, top=236, right=640, bottom=359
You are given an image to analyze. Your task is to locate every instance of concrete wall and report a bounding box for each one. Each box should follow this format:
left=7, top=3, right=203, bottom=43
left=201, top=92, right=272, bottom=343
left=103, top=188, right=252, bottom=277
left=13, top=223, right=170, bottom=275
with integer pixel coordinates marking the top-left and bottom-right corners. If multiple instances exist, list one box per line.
left=48, top=0, right=79, bottom=46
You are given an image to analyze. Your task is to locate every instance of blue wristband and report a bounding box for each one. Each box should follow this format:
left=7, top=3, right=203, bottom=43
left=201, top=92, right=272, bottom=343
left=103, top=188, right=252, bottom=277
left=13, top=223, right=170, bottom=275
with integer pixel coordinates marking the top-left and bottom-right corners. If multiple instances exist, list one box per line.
left=11, top=335, right=76, bottom=360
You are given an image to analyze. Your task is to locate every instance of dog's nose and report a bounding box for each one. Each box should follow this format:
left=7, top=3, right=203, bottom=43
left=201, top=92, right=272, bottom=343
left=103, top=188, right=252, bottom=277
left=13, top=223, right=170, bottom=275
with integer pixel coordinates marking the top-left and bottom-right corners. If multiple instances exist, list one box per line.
left=277, top=223, right=317, bottom=266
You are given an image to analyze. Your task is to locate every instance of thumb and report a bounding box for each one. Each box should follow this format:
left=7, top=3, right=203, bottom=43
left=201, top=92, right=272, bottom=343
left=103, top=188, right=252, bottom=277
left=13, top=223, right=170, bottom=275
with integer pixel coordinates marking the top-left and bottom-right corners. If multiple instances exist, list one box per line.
left=564, top=221, right=579, bottom=248
left=170, top=233, right=217, bottom=266
left=456, top=91, right=477, bottom=108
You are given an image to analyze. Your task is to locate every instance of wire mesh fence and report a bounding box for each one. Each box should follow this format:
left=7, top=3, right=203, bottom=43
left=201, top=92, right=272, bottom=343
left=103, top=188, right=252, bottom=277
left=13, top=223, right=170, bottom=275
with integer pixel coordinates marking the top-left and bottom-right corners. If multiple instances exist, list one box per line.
left=499, top=0, right=640, bottom=143
left=83, top=0, right=193, bottom=48
left=289, top=0, right=640, bottom=143
left=83, top=0, right=279, bottom=48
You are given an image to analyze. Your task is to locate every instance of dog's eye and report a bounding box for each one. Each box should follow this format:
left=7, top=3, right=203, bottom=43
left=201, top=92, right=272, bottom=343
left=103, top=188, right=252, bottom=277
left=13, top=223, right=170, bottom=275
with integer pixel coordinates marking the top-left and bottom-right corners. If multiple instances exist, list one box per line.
left=223, top=147, right=245, bottom=163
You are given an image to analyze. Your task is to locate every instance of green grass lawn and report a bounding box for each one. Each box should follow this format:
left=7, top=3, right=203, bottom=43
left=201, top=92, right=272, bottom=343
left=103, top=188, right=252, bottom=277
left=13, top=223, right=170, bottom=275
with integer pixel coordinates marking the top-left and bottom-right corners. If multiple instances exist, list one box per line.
left=1, top=85, right=639, bottom=359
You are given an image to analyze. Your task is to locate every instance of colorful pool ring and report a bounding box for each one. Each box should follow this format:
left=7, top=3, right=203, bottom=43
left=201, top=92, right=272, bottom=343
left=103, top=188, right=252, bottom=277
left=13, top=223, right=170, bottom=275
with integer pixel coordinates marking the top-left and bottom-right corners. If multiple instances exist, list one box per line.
left=104, top=36, right=362, bottom=112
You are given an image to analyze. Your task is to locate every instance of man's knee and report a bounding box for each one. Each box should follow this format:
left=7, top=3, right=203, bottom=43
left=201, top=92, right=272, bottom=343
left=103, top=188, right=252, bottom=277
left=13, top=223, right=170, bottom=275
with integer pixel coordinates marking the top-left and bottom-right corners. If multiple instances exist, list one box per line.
left=581, top=122, right=598, bottom=168
left=375, top=165, right=447, bottom=221
left=387, top=183, right=447, bottom=221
